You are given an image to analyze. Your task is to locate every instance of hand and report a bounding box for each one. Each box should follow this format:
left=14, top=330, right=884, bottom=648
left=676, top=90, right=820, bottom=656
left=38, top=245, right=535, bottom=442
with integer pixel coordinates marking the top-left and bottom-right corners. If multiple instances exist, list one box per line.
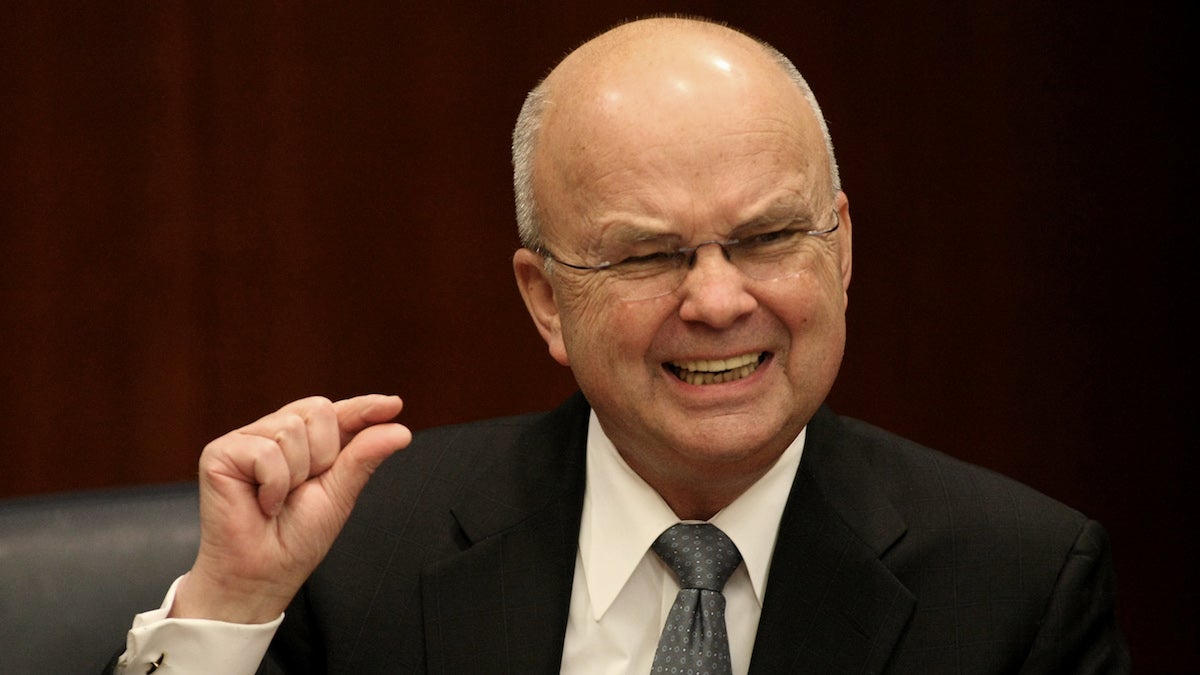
left=170, top=394, right=412, bottom=623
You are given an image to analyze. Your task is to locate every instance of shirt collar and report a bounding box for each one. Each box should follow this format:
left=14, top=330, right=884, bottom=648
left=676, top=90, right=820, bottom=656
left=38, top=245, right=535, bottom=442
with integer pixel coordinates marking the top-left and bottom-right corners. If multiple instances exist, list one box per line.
left=579, top=411, right=805, bottom=619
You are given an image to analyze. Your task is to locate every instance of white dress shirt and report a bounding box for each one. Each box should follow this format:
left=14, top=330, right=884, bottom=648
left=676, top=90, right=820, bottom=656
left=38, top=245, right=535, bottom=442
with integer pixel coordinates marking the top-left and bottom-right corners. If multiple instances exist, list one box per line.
left=115, top=577, right=280, bottom=674
left=560, top=412, right=803, bottom=674
left=115, top=412, right=804, bottom=674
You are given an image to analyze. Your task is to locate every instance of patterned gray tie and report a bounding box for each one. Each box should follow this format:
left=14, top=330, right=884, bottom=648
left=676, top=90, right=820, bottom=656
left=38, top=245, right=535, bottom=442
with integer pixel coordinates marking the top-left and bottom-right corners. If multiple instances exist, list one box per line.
left=650, top=523, right=743, bottom=675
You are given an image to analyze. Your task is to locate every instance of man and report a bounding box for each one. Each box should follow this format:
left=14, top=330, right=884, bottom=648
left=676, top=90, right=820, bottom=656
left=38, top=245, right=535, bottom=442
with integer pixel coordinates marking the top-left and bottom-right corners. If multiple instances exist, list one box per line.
left=111, top=16, right=1128, bottom=674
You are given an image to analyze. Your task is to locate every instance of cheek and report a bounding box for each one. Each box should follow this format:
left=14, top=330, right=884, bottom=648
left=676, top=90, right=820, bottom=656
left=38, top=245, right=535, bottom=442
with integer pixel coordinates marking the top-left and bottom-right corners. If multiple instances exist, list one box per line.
left=558, top=276, right=612, bottom=336
left=804, top=254, right=849, bottom=313
left=779, top=273, right=848, bottom=371
left=768, top=264, right=848, bottom=347
left=558, top=284, right=668, bottom=366
left=556, top=279, right=623, bottom=359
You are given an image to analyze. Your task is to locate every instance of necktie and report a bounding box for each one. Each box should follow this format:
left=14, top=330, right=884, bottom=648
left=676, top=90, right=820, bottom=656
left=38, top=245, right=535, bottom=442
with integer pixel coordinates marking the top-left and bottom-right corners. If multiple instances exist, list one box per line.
left=650, top=523, right=743, bottom=675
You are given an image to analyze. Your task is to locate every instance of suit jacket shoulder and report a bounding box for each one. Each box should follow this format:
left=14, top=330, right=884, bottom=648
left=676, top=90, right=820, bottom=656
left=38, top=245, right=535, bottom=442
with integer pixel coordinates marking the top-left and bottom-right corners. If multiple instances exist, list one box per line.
left=748, top=407, right=1129, bottom=673
left=266, top=394, right=590, bottom=674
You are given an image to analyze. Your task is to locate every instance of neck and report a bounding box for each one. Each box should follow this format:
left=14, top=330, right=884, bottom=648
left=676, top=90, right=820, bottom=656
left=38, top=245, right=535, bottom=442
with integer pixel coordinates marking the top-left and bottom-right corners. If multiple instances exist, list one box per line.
left=626, top=455, right=773, bottom=521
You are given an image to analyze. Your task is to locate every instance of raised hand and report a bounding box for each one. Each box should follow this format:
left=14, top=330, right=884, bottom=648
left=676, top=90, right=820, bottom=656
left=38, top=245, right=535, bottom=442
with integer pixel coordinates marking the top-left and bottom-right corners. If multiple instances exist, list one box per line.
left=170, top=394, right=412, bottom=623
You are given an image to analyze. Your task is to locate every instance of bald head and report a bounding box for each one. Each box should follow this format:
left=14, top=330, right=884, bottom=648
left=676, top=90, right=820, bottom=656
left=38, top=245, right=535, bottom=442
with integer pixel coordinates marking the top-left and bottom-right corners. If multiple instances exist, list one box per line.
left=512, top=17, right=839, bottom=249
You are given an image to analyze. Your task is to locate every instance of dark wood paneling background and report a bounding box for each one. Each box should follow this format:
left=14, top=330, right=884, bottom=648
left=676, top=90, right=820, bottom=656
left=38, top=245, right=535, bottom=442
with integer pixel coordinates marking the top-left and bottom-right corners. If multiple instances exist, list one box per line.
left=1, top=1, right=1190, bottom=668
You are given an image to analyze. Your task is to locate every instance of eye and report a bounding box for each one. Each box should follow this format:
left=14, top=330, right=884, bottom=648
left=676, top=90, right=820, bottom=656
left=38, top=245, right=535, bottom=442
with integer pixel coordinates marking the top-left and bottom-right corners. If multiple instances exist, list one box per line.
left=610, top=250, right=683, bottom=278
left=743, top=227, right=801, bottom=248
left=616, top=250, right=677, bottom=267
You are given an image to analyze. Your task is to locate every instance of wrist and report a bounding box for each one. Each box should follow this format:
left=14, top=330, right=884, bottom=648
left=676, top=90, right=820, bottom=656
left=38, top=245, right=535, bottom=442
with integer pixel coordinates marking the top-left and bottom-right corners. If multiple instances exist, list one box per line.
left=167, top=570, right=290, bottom=625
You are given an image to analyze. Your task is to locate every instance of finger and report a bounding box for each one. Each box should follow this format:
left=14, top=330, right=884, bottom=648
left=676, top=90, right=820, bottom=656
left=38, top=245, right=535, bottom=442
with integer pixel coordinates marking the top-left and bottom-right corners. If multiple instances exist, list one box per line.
left=321, top=421, right=412, bottom=515
left=344, top=421, right=412, bottom=467
left=301, top=399, right=341, bottom=476
left=204, top=432, right=292, bottom=516
left=250, top=438, right=292, bottom=516
left=240, top=408, right=312, bottom=492
left=333, top=394, right=405, bottom=445
left=273, top=396, right=340, bottom=478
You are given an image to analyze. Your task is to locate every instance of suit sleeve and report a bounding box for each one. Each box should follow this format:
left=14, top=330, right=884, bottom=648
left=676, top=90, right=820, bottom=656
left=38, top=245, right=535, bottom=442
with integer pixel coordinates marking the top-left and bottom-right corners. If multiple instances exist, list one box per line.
left=1019, top=519, right=1131, bottom=674
left=256, top=584, right=325, bottom=674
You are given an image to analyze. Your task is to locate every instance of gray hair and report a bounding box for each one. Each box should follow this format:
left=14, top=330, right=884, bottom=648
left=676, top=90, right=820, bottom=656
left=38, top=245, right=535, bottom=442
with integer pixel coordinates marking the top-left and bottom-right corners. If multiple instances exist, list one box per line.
left=511, top=32, right=841, bottom=251
left=512, top=81, right=550, bottom=250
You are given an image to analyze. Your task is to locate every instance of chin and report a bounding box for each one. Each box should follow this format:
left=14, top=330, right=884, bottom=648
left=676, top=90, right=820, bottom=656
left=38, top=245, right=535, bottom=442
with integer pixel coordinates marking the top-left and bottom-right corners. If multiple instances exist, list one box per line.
left=665, top=419, right=787, bottom=464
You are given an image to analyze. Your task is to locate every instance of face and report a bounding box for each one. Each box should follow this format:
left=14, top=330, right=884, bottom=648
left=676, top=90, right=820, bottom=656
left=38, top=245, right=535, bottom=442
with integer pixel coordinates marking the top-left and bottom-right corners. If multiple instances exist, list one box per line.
left=514, top=31, right=852, bottom=498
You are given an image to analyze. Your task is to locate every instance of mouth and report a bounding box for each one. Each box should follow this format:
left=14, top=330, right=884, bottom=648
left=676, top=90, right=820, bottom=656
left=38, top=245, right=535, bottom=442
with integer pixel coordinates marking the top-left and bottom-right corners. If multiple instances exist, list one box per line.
left=664, top=352, right=767, bottom=386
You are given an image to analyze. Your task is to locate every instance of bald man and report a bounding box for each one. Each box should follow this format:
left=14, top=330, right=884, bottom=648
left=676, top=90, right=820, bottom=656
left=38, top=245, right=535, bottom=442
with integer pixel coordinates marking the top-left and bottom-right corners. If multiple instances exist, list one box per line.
left=110, top=17, right=1128, bottom=674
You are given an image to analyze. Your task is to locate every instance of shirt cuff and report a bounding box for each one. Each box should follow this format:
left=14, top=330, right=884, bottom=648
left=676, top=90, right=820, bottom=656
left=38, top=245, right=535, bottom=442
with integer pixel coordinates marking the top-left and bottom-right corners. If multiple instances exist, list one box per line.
left=113, top=575, right=283, bottom=675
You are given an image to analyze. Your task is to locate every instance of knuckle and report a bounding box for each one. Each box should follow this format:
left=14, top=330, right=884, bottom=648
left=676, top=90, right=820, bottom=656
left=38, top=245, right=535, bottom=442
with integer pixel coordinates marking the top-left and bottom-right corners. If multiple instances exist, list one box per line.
left=200, top=431, right=248, bottom=462
left=305, top=395, right=334, bottom=408
left=274, top=413, right=306, bottom=441
left=294, top=395, right=334, bottom=417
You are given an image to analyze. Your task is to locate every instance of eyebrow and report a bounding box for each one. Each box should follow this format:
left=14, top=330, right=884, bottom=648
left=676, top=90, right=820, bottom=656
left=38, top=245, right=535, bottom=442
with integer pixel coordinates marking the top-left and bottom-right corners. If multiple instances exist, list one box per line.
left=593, top=221, right=683, bottom=248
left=591, top=199, right=821, bottom=246
left=728, top=207, right=818, bottom=238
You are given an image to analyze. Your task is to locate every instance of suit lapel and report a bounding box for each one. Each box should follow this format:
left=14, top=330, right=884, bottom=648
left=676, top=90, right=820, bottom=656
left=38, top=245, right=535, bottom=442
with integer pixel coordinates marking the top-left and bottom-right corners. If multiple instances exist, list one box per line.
left=420, top=394, right=589, bottom=675
left=749, top=407, right=915, bottom=674
left=413, top=398, right=916, bottom=673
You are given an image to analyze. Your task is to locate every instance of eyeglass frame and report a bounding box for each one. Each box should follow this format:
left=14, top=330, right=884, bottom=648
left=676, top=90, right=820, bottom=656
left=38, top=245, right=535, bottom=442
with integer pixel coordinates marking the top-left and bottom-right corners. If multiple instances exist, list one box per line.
left=534, top=208, right=841, bottom=297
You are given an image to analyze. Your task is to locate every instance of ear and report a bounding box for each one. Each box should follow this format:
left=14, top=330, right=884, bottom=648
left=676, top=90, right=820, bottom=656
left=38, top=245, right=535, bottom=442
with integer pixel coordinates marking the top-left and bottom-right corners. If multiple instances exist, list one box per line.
left=834, top=191, right=853, bottom=305
left=513, top=248, right=571, bottom=366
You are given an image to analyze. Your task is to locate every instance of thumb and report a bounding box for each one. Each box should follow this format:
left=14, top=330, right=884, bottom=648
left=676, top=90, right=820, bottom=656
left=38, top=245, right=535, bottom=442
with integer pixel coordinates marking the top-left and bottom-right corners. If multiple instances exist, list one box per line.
left=321, top=422, right=412, bottom=515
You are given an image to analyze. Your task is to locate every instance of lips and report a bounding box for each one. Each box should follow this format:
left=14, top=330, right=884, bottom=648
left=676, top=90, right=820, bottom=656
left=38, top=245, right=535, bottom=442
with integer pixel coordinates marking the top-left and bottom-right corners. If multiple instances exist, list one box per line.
left=665, top=352, right=766, bottom=385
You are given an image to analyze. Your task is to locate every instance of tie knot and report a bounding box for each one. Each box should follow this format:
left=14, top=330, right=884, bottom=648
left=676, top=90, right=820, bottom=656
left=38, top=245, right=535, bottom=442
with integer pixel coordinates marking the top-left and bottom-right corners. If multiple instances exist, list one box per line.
left=651, top=523, right=742, bottom=592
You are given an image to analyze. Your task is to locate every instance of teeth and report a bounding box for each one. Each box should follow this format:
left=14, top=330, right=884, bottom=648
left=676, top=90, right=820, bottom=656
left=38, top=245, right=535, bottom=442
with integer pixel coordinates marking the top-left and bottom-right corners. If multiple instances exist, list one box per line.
left=674, top=353, right=760, bottom=373
left=669, top=352, right=764, bottom=385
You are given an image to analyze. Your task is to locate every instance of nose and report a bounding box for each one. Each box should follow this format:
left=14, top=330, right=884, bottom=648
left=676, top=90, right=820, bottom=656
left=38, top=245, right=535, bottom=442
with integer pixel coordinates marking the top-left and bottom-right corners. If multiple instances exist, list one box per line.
left=684, top=239, right=733, bottom=265
left=676, top=244, right=758, bottom=327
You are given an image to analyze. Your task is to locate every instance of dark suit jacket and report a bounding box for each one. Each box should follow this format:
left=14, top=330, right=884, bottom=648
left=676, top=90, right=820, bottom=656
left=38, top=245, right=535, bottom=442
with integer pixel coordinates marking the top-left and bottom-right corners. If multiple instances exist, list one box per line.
left=260, top=392, right=1128, bottom=674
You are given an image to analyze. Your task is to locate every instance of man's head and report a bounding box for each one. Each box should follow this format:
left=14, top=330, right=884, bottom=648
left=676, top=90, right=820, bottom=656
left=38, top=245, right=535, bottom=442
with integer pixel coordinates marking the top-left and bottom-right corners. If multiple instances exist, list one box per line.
left=512, top=17, right=853, bottom=517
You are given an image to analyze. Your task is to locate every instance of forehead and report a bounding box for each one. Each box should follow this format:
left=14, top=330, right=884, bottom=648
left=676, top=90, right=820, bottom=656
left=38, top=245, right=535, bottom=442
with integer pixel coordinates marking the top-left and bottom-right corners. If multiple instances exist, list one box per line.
left=537, top=95, right=826, bottom=244
left=532, top=28, right=829, bottom=242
